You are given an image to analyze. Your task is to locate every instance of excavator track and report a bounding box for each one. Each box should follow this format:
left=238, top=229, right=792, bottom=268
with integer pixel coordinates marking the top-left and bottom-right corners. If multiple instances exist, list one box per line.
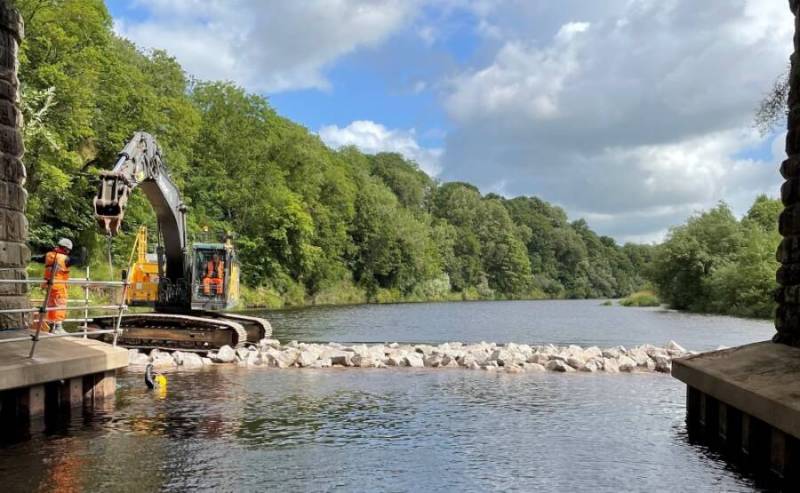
left=89, top=313, right=251, bottom=352
left=193, top=310, right=272, bottom=343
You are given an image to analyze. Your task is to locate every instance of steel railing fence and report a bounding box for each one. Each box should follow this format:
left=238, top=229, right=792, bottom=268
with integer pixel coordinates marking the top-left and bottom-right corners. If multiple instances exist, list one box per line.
left=0, top=264, right=129, bottom=358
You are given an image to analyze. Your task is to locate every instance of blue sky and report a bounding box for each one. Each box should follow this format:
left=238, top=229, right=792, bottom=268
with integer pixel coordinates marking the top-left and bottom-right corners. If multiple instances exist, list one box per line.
left=107, top=0, right=790, bottom=243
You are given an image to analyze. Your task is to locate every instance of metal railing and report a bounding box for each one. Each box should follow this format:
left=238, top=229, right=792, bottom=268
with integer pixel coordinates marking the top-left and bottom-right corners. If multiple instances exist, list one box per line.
left=0, top=264, right=129, bottom=358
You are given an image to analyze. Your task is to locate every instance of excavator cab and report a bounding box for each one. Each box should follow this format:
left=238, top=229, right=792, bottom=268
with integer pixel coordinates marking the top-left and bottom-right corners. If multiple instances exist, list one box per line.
left=190, top=239, right=240, bottom=311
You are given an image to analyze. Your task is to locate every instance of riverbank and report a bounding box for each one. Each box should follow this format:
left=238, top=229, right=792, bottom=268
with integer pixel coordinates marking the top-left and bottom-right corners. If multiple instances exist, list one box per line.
left=238, top=282, right=555, bottom=310
left=127, top=339, right=691, bottom=374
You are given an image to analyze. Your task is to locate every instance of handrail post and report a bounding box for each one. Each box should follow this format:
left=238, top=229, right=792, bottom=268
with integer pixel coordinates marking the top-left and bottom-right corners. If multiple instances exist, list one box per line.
left=82, top=264, right=90, bottom=338
left=112, top=270, right=129, bottom=347
left=29, top=262, right=57, bottom=358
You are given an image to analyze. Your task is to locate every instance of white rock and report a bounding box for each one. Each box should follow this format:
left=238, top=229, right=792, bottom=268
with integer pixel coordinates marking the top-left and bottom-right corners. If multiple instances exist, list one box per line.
left=581, top=359, right=603, bottom=373
left=583, top=346, right=603, bottom=360
left=441, top=355, right=459, bottom=368
left=665, top=340, right=686, bottom=353
left=603, top=358, right=620, bottom=373
left=628, top=348, right=650, bottom=367
left=213, top=345, right=237, bottom=363
left=405, top=353, right=425, bottom=368
left=459, top=353, right=477, bottom=368
left=297, top=348, right=321, bottom=367
left=352, top=354, right=380, bottom=368
left=566, top=357, right=584, bottom=370
left=654, top=355, right=671, bottom=373
left=279, top=349, right=300, bottom=368
left=310, top=358, right=332, bottom=368
left=526, top=363, right=546, bottom=372
left=415, top=345, right=435, bottom=356
left=172, top=351, right=186, bottom=366
left=258, top=338, right=281, bottom=349
left=201, top=357, right=213, bottom=366
left=618, top=356, right=637, bottom=372
left=602, top=347, right=621, bottom=359
left=235, top=347, right=250, bottom=361
left=386, top=354, right=404, bottom=367
left=151, top=351, right=176, bottom=369
left=182, top=352, right=204, bottom=368
left=424, top=355, right=442, bottom=368
left=323, top=349, right=353, bottom=367
left=547, top=360, right=575, bottom=373
left=246, top=350, right=262, bottom=366
left=491, top=348, right=521, bottom=367
left=527, top=353, right=550, bottom=365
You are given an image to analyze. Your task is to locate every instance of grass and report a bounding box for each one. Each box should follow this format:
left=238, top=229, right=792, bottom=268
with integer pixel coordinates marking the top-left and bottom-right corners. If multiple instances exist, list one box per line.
left=619, top=290, right=661, bottom=307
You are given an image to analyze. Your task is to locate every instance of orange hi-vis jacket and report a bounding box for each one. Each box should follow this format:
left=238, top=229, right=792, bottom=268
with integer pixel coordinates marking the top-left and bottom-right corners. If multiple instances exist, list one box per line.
left=206, top=259, right=224, bottom=279
left=43, top=250, right=70, bottom=322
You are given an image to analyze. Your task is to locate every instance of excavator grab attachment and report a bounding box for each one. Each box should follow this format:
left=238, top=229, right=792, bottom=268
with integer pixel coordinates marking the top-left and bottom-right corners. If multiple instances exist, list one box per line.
left=94, top=172, right=131, bottom=235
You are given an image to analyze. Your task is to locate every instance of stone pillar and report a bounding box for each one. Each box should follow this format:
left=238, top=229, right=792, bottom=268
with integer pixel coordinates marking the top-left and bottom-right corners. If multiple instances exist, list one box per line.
left=0, top=5, right=27, bottom=330
left=777, top=1, right=800, bottom=345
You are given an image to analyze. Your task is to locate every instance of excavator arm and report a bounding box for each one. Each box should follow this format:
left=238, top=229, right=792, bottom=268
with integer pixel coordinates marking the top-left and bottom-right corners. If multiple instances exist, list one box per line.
left=94, top=132, right=190, bottom=309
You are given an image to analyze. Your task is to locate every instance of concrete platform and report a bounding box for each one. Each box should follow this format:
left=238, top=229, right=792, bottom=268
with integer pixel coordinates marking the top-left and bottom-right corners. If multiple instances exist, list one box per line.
left=0, top=330, right=128, bottom=391
left=673, top=341, right=800, bottom=439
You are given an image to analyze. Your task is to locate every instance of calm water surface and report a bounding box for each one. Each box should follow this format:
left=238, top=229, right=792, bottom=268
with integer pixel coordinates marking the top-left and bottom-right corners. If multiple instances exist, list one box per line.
left=0, top=300, right=775, bottom=492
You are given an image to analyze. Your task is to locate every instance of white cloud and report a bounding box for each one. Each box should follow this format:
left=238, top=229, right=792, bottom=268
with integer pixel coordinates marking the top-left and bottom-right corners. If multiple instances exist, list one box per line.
left=441, top=0, right=792, bottom=240
left=319, top=120, right=442, bottom=176
left=116, top=0, right=420, bottom=92
left=448, top=22, right=589, bottom=121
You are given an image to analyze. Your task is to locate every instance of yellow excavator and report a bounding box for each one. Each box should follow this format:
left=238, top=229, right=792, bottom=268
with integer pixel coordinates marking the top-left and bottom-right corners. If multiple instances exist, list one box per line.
left=89, top=132, right=269, bottom=351
left=126, top=225, right=159, bottom=306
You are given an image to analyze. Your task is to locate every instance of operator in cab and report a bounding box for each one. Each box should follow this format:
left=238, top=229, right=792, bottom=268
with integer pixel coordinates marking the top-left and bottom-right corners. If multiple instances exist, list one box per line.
left=203, top=253, right=225, bottom=297
left=33, top=238, right=87, bottom=334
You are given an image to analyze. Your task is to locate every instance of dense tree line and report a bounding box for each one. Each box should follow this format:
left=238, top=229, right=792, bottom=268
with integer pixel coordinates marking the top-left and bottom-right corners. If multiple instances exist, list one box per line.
left=649, top=196, right=781, bottom=318
left=16, top=0, right=650, bottom=306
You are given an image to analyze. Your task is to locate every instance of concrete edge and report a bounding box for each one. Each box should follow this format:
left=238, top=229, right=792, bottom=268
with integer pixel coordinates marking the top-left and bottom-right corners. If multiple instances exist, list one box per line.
left=0, top=339, right=128, bottom=391
left=672, top=346, right=800, bottom=439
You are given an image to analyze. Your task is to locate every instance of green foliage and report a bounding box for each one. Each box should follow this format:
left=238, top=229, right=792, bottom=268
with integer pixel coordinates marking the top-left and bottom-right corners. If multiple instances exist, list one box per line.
left=649, top=198, right=780, bottom=318
left=619, top=290, right=660, bottom=307
left=18, top=0, right=651, bottom=306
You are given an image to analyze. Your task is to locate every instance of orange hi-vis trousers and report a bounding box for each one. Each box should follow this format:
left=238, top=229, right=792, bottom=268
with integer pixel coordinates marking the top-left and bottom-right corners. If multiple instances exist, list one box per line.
left=203, top=277, right=223, bottom=296
left=43, top=250, right=70, bottom=324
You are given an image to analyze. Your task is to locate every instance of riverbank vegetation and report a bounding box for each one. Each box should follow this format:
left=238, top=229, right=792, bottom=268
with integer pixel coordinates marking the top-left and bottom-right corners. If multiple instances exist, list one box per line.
left=16, top=0, right=651, bottom=308
left=619, top=290, right=660, bottom=307
left=648, top=196, right=781, bottom=319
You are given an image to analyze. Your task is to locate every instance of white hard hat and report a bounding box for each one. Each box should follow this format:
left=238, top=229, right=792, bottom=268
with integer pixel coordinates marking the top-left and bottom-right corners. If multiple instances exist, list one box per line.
left=58, top=238, right=73, bottom=250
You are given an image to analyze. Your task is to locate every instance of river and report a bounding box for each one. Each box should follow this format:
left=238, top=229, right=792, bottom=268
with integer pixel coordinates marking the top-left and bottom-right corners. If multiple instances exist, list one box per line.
left=0, top=300, right=775, bottom=492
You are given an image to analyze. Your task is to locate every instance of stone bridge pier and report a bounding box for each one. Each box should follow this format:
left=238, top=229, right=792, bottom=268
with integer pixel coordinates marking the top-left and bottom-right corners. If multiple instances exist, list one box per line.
left=0, top=3, right=29, bottom=330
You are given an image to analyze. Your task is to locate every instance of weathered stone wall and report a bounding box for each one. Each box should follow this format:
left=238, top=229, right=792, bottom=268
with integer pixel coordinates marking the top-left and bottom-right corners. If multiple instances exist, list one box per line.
left=0, top=4, right=28, bottom=329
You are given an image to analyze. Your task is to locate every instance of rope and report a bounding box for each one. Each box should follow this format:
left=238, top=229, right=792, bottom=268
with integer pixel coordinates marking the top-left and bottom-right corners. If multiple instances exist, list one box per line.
left=107, top=233, right=115, bottom=281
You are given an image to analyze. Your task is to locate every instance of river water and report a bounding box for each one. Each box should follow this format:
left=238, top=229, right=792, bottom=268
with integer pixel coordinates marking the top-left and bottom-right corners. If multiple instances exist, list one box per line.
left=0, top=300, right=775, bottom=492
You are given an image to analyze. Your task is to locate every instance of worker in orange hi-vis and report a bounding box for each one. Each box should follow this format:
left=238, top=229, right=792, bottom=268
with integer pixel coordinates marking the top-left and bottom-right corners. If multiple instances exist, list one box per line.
left=202, top=253, right=225, bottom=297
left=33, top=238, right=87, bottom=334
